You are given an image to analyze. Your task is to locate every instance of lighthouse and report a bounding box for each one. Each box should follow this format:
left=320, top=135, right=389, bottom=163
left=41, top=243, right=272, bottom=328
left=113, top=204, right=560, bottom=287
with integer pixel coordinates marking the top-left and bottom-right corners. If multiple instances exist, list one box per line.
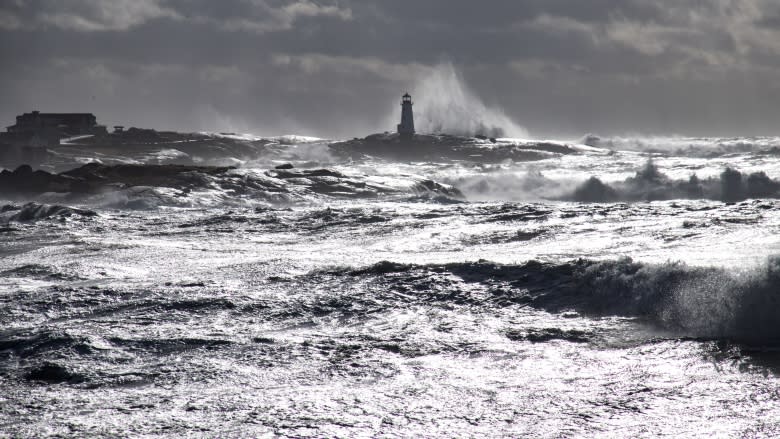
left=397, top=93, right=415, bottom=139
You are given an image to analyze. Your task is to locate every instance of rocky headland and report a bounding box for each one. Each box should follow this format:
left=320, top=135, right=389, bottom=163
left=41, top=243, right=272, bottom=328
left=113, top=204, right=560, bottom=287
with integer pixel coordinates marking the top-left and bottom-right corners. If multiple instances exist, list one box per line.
left=328, top=132, right=579, bottom=162
left=0, top=162, right=463, bottom=206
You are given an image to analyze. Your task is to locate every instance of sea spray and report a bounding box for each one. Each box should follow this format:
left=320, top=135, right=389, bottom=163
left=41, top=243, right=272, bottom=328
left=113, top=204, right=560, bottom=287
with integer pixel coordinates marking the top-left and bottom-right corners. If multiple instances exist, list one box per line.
left=311, top=256, right=780, bottom=345
left=581, top=134, right=780, bottom=156
left=392, top=62, right=528, bottom=138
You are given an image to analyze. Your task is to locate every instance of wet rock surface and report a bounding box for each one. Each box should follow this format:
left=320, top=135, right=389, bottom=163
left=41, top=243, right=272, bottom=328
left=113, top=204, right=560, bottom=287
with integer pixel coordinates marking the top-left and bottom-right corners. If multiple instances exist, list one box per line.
left=329, top=133, right=578, bottom=162
left=24, top=362, right=84, bottom=384
left=0, top=163, right=234, bottom=196
left=56, top=129, right=280, bottom=168
left=0, top=163, right=463, bottom=204
left=0, top=203, right=97, bottom=223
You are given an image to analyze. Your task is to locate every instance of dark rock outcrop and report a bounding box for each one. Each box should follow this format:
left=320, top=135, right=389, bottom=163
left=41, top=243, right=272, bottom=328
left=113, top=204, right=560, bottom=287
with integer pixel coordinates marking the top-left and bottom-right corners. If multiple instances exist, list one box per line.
left=329, top=133, right=577, bottom=163
left=0, top=165, right=78, bottom=194
left=0, top=203, right=97, bottom=222
left=0, top=163, right=464, bottom=204
left=25, top=362, right=84, bottom=384
left=61, top=163, right=235, bottom=192
left=38, top=128, right=283, bottom=172
left=0, top=163, right=235, bottom=196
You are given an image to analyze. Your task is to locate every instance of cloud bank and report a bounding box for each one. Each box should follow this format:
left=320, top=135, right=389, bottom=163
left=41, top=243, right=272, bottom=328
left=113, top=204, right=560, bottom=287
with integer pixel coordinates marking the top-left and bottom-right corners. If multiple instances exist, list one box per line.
left=2, top=0, right=780, bottom=137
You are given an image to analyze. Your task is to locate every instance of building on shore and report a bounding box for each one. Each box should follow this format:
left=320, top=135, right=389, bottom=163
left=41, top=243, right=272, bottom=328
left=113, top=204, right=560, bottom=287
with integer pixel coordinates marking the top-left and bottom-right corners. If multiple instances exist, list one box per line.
left=6, top=111, right=107, bottom=139
left=1, top=110, right=108, bottom=147
left=397, top=93, right=415, bottom=139
left=0, top=111, right=106, bottom=168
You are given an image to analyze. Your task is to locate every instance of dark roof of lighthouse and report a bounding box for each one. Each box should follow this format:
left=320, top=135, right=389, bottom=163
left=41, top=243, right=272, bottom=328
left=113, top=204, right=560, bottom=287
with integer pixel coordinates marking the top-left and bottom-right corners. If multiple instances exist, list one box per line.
left=403, top=93, right=411, bottom=98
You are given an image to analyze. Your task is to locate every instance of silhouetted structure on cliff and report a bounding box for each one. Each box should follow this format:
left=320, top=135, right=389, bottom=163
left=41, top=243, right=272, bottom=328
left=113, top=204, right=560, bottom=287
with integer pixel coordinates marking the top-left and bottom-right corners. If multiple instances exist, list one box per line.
left=7, top=111, right=107, bottom=139
left=0, top=111, right=106, bottom=168
left=397, top=93, right=415, bottom=139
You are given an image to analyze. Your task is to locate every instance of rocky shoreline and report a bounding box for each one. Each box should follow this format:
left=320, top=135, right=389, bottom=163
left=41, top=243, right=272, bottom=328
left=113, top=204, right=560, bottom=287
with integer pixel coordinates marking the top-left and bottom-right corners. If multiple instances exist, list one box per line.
left=328, top=132, right=579, bottom=162
left=0, top=163, right=235, bottom=196
left=0, top=162, right=463, bottom=205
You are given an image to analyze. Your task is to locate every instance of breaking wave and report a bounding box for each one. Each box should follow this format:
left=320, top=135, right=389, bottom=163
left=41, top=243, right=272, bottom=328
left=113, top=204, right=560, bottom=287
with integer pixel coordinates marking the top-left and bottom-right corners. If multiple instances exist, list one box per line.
left=566, top=159, right=780, bottom=202
left=0, top=203, right=97, bottom=223
left=402, top=62, right=528, bottom=138
left=440, top=160, right=780, bottom=203
left=309, top=256, right=780, bottom=345
left=1, top=164, right=464, bottom=209
left=443, top=168, right=578, bottom=201
left=581, top=134, right=780, bottom=157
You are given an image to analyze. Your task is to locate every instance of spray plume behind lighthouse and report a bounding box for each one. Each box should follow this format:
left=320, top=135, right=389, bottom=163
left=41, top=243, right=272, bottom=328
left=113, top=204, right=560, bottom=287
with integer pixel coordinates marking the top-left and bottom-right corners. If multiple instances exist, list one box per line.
left=388, top=63, right=528, bottom=138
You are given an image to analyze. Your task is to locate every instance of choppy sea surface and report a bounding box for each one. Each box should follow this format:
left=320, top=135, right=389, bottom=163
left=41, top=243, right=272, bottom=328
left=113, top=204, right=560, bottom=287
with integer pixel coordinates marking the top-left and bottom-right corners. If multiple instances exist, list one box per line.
left=2, top=134, right=780, bottom=437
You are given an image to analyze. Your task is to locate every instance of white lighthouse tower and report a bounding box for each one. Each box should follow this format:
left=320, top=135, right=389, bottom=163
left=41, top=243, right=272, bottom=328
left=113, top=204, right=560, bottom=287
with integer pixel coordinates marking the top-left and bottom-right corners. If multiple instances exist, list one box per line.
left=397, top=93, right=415, bottom=139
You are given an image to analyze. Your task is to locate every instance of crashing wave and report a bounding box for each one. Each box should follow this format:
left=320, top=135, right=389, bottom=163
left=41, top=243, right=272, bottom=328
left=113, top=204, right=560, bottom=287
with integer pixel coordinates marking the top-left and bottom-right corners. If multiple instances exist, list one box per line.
left=403, top=62, right=528, bottom=138
left=581, top=134, right=780, bottom=157
left=567, top=160, right=780, bottom=202
left=303, top=256, right=780, bottom=345
left=0, top=163, right=463, bottom=208
left=0, top=203, right=96, bottom=223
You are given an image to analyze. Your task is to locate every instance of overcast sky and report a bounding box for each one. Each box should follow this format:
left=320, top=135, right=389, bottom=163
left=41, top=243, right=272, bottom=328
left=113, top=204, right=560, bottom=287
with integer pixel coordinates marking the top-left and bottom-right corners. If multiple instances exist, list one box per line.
left=2, top=0, right=780, bottom=139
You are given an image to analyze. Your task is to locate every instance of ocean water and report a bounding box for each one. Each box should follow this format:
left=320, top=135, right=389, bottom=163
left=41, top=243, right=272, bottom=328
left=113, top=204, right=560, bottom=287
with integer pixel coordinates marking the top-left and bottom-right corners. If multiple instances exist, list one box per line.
left=2, top=135, right=780, bottom=437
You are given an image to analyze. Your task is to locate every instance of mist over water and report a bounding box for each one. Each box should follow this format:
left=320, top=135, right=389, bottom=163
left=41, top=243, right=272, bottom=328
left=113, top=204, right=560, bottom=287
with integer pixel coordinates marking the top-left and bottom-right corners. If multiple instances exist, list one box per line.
left=581, top=133, right=780, bottom=156
left=391, top=63, right=529, bottom=138
left=7, top=0, right=780, bottom=435
left=442, top=169, right=577, bottom=202
left=5, top=92, right=780, bottom=439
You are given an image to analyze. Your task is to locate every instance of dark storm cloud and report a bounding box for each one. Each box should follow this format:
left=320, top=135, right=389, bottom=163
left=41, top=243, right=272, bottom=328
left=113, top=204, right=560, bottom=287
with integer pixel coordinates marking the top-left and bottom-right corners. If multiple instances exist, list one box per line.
left=2, top=0, right=780, bottom=138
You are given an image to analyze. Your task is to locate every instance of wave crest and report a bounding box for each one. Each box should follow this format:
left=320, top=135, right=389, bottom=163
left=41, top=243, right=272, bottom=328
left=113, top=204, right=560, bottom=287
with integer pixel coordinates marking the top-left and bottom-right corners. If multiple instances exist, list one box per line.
left=568, top=160, right=780, bottom=202
left=581, top=134, right=780, bottom=157
left=317, top=256, right=780, bottom=345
